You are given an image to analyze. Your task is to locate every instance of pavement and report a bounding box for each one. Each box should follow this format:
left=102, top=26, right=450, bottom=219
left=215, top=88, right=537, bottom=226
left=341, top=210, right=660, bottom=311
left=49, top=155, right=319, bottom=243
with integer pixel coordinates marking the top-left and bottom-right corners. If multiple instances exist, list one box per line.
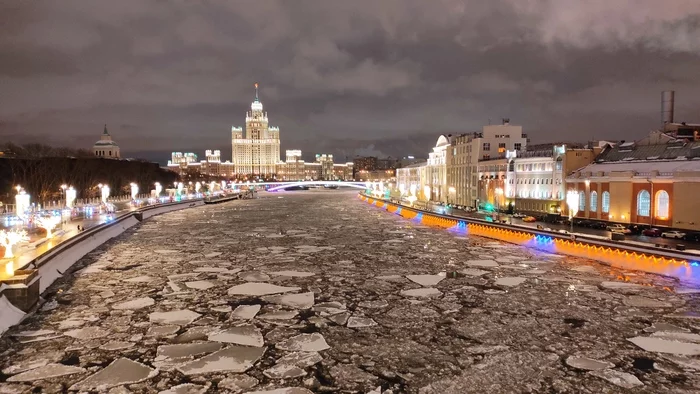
left=1, top=190, right=700, bottom=393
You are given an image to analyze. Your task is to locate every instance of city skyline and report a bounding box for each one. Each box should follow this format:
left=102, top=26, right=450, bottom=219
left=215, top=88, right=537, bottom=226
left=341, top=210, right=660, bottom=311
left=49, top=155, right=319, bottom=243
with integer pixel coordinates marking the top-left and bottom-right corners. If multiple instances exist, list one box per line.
left=2, top=1, right=700, bottom=163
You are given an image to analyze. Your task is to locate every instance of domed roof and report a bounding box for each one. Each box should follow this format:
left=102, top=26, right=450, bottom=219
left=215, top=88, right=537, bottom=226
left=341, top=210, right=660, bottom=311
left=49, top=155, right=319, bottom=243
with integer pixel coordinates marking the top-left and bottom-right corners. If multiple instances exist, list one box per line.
left=93, top=124, right=119, bottom=147
left=435, top=134, right=451, bottom=147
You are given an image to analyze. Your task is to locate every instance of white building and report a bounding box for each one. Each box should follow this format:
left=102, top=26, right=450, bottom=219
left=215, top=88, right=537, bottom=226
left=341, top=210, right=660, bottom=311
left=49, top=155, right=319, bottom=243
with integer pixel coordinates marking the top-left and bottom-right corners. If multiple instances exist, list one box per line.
left=426, top=135, right=451, bottom=202
left=93, top=124, right=120, bottom=159
left=232, top=83, right=281, bottom=176
left=448, top=119, right=528, bottom=207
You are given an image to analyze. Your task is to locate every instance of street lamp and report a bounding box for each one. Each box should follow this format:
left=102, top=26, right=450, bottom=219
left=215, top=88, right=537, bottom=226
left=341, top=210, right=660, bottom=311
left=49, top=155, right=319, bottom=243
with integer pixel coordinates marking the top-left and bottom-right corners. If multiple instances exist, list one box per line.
left=566, top=190, right=580, bottom=234
left=154, top=182, right=162, bottom=197
left=61, top=184, right=67, bottom=208
left=99, top=184, right=110, bottom=204
left=130, top=183, right=139, bottom=200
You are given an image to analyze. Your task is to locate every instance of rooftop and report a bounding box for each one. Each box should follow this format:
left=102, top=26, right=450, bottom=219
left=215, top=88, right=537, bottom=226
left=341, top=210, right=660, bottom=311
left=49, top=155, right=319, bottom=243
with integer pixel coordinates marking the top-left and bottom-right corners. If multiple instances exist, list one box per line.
left=596, top=140, right=700, bottom=163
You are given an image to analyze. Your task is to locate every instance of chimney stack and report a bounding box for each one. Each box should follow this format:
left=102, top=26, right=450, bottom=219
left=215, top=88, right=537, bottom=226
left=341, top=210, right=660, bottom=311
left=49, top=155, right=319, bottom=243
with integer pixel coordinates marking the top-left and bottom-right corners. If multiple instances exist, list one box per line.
left=661, top=90, right=675, bottom=125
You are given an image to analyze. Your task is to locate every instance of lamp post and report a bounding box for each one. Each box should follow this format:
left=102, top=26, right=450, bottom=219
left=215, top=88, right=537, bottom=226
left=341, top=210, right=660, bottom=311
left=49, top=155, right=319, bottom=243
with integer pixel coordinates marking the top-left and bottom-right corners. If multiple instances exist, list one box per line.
left=495, top=187, right=504, bottom=219
left=566, top=190, right=580, bottom=234
left=130, top=183, right=139, bottom=200
left=61, top=184, right=67, bottom=208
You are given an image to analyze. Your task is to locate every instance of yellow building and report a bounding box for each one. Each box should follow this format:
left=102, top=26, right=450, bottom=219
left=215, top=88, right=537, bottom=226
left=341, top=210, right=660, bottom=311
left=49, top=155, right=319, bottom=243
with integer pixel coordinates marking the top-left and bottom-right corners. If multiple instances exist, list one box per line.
left=567, top=138, right=700, bottom=231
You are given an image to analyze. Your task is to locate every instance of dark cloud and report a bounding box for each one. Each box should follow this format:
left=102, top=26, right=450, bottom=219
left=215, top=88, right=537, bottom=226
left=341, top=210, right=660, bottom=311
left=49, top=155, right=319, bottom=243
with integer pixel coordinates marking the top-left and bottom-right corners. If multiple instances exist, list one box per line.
left=1, top=0, right=699, bottom=164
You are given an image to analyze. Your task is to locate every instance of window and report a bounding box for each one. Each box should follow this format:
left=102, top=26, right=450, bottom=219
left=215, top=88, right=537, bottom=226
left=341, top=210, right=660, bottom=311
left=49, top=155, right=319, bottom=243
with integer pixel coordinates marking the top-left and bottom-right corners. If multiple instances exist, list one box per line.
left=508, top=160, right=515, bottom=172
left=637, top=190, right=651, bottom=217
left=482, top=154, right=490, bottom=160
left=498, top=143, right=506, bottom=153
left=483, top=143, right=490, bottom=151
left=514, top=143, right=522, bottom=151
left=590, top=191, right=597, bottom=212
left=602, top=191, right=610, bottom=213
left=555, top=157, right=563, bottom=170
left=579, top=192, right=585, bottom=212
left=656, top=190, right=669, bottom=219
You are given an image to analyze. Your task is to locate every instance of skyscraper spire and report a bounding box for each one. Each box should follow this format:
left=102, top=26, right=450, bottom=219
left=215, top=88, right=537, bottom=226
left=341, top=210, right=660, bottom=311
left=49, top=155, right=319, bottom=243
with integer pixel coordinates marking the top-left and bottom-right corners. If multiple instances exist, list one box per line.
left=254, top=82, right=259, bottom=101
left=103, top=124, right=108, bottom=135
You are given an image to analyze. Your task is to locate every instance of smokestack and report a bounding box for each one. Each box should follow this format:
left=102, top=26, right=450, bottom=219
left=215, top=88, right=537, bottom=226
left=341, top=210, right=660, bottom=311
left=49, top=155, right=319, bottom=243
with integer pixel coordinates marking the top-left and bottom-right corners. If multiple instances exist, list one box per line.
left=662, top=90, right=675, bottom=125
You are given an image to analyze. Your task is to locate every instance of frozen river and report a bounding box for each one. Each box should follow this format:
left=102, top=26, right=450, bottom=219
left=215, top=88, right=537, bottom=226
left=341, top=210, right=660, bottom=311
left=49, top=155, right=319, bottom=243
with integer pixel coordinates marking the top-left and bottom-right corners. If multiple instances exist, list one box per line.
left=1, top=190, right=699, bottom=393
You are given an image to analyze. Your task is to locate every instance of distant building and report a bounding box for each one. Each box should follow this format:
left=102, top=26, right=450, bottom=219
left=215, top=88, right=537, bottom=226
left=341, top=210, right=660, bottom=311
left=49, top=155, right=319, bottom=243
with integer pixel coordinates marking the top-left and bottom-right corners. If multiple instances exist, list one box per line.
left=477, top=144, right=599, bottom=214
left=167, top=150, right=234, bottom=178
left=447, top=119, right=528, bottom=206
left=231, top=83, right=281, bottom=176
left=93, top=124, right=120, bottom=159
left=276, top=150, right=353, bottom=181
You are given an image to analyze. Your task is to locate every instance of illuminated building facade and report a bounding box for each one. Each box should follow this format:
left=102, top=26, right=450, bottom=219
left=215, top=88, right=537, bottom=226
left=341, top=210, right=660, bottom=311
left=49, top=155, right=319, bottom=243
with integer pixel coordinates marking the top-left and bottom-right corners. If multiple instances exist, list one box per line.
left=276, top=150, right=353, bottom=181
left=232, top=83, right=281, bottom=175
left=567, top=136, right=700, bottom=232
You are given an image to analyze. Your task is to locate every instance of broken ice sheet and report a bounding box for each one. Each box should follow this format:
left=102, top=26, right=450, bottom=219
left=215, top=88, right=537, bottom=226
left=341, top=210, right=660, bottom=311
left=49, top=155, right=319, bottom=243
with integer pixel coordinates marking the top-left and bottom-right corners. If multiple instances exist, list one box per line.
left=406, top=274, right=444, bottom=287
left=627, top=336, right=700, bottom=356
left=64, top=326, right=109, bottom=340
left=232, top=304, right=261, bottom=320
left=347, top=317, right=378, bottom=328
left=400, top=288, right=442, bottom=298
left=228, top=282, right=301, bottom=296
left=268, top=270, right=316, bottom=278
left=184, top=280, right=216, bottom=290
left=565, top=356, right=614, bottom=371
left=149, top=310, right=202, bottom=325
left=112, top=297, right=155, bottom=310
left=157, top=342, right=223, bottom=360
left=263, top=292, right=315, bottom=309
left=176, top=346, right=266, bottom=375
left=7, top=363, right=86, bottom=382
left=158, top=383, right=209, bottom=394
left=70, top=358, right=157, bottom=390
left=277, top=333, right=330, bottom=352
left=208, top=325, right=264, bottom=347
left=147, top=325, right=181, bottom=337
left=494, top=277, right=527, bottom=287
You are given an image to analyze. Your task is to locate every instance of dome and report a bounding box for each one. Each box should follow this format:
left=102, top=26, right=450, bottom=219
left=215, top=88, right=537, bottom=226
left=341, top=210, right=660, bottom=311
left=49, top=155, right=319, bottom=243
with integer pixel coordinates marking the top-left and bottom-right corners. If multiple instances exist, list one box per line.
left=435, top=134, right=451, bottom=148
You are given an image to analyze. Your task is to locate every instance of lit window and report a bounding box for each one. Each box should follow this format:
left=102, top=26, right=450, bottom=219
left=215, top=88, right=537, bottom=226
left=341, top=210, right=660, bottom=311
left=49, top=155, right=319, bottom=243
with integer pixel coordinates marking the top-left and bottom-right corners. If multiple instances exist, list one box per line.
left=656, top=190, right=669, bottom=218
left=590, top=191, right=597, bottom=212
left=637, top=190, right=651, bottom=217
left=579, top=192, right=585, bottom=212
left=602, top=191, right=610, bottom=213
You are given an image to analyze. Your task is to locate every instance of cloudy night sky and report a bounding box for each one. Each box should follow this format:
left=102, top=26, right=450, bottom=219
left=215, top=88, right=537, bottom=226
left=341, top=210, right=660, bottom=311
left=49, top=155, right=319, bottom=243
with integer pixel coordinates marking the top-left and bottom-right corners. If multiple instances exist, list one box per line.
left=1, top=0, right=700, bottom=164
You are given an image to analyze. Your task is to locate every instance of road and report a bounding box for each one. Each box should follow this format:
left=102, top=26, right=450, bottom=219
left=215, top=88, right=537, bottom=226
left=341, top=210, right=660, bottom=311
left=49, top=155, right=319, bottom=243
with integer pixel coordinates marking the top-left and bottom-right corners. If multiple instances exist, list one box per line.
left=0, top=190, right=698, bottom=393
left=446, top=208, right=694, bottom=249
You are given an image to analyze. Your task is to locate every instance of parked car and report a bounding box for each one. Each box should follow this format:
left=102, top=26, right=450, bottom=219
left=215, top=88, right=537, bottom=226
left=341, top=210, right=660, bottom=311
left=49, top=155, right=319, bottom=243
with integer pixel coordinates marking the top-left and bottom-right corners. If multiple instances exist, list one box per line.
left=683, top=232, right=700, bottom=242
left=662, top=230, right=686, bottom=239
left=642, top=228, right=662, bottom=237
left=606, top=224, right=630, bottom=233
left=589, top=221, right=608, bottom=230
left=522, top=216, right=537, bottom=222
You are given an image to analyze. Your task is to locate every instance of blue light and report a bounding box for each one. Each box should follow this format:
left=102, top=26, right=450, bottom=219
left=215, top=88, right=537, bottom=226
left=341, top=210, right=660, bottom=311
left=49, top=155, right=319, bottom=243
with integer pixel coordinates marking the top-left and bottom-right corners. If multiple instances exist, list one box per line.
left=414, top=213, right=423, bottom=222
left=691, top=262, right=699, bottom=267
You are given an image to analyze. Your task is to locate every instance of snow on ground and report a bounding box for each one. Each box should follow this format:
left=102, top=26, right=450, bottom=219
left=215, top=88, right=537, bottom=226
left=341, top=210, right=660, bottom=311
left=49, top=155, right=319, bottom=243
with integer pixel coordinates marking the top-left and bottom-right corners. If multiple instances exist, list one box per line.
left=1, top=190, right=699, bottom=393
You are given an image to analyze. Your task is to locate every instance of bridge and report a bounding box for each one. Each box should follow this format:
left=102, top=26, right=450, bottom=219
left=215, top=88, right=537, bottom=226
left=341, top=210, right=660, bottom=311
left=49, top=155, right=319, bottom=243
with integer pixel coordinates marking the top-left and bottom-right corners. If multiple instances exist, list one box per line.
left=235, top=180, right=369, bottom=192
left=0, top=190, right=697, bottom=392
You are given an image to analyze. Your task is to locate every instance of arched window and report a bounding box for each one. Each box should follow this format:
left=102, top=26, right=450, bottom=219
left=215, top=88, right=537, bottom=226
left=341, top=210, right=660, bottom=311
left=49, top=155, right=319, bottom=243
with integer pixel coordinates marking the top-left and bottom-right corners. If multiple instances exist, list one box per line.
left=637, top=190, right=651, bottom=217
left=656, top=190, right=670, bottom=219
left=602, top=191, right=610, bottom=213
left=579, top=192, right=585, bottom=212
left=590, top=191, right=598, bottom=212
left=555, top=157, right=563, bottom=170
left=508, top=160, right=515, bottom=172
